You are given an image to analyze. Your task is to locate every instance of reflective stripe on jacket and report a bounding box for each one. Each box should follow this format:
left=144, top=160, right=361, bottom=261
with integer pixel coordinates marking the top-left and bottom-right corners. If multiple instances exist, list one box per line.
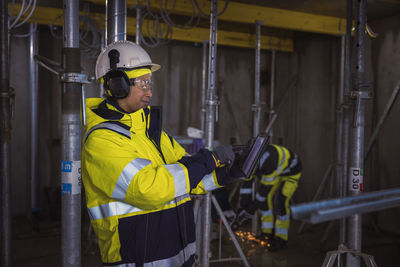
left=258, top=144, right=301, bottom=178
left=82, top=98, right=220, bottom=266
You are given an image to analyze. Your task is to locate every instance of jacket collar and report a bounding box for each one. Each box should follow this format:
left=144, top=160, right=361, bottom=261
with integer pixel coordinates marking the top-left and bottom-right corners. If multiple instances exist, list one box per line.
left=86, top=98, right=162, bottom=145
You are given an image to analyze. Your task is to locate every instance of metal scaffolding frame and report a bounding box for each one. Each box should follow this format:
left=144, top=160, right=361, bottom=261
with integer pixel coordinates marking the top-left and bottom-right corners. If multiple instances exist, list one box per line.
left=106, top=0, right=127, bottom=44
left=346, top=1, right=368, bottom=266
left=201, top=0, right=219, bottom=265
left=61, top=1, right=82, bottom=266
left=5, top=0, right=399, bottom=266
left=292, top=188, right=400, bottom=223
left=28, top=23, right=40, bottom=231
left=1, top=0, right=12, bottom=266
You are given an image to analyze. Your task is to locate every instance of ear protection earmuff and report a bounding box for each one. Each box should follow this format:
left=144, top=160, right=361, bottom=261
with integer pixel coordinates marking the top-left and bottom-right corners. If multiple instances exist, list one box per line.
left=103, top=49, right=132, bottom=99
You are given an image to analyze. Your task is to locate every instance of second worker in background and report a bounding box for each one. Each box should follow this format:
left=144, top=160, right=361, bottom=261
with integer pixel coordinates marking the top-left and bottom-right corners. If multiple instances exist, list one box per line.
left=232, top=143, right=302, bottom=251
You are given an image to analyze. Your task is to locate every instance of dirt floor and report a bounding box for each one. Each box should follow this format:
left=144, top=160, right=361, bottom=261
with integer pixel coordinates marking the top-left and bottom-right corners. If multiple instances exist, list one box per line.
left=11, top=214, right=400, bottom=266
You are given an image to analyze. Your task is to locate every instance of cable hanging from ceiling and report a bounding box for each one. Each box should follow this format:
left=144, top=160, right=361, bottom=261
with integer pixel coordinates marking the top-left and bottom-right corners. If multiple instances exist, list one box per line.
left=136, top=0, right=230, bottom=48
left=48, top=3, right=103, bottom=59
left=8, top=0, right=38, bottom=38
left=134, top=0, right=172, bottom=48
left=192, top=0, right=230, bottom=17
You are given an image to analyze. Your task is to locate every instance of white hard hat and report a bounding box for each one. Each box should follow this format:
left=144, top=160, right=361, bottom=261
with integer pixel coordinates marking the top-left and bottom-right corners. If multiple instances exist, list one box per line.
left=95, top=40, right=161, bottom=79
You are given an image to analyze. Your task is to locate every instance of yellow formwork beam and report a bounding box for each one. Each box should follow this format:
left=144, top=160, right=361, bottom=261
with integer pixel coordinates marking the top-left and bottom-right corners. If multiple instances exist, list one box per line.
left=9, top=4, right=293, bottom=52
left=128, top=18, right=292, bottom=51
left=91, top=0, right=347, bottom=35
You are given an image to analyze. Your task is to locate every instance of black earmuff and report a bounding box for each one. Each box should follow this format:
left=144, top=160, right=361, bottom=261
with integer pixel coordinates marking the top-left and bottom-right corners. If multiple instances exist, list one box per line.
left=103, top=49, right=131, bottom=99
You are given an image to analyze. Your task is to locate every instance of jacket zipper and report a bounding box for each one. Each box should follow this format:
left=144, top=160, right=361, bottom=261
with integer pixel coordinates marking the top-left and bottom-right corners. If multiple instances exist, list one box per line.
left=148, top=136, right=167, bottom=164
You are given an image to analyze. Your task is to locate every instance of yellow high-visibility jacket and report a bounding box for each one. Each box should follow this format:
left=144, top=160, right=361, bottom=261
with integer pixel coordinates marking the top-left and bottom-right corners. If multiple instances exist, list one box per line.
left=82, top=98, right=221, bottom=266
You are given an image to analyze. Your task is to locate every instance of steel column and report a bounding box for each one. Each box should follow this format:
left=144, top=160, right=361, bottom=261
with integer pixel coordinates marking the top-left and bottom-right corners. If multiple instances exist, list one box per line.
left=201, top=0, right=218, bottom=266
left=28, top=23, right=40, bottom=229
left=135, top=5, right=141, bottom=45
left=106, top=0, right=126, bottom=44
left=251, top=20, right=263, bottom=234
left=336, top=35, right=345, bottom=244
left=269, top=49, right=276, bottom=140
left=61, top=1, right=81, bottom=266
left=347, top=0, right=368, bottom=266
left=0, top=0, right=12, bottom=266
left=340, top=0, right=354, bottom=245
left=253, top=21, right=262, bottom=138
left=201, top=40, right=208, bottom=132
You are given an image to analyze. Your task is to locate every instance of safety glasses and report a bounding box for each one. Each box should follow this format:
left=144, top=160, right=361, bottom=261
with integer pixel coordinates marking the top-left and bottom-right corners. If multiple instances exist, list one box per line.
left=130, top=78, right=153, bottom=92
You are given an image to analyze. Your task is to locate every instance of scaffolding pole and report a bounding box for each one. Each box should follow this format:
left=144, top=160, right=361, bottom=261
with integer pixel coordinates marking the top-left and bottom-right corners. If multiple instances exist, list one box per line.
left=28, top=23, right=40, bottom=230
left=269, top=49, right=276, bottom=141
left=251, top=20, right=263, bottom=234
left=106, top=0, right=127, bottom=44
left=201, top=40, right=208, bottom=132
left=291, top=188, right=400, bottom=223
left=340, top=0, right=354, bottom=245
left=252, top=20, right=262, bottom=138
left=201, top=0, right=218, bottom=266
left=0, top=0, right=12, bottom=266
left=135, top=5, right=141, bottom=45
left=61, top=1, right=82, bottom=266
left=346, top=0, right=368, bottom=266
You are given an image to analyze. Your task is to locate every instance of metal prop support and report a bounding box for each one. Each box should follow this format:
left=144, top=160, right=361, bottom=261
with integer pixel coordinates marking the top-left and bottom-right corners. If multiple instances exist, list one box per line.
left=201, top=0, right=219, bottom=266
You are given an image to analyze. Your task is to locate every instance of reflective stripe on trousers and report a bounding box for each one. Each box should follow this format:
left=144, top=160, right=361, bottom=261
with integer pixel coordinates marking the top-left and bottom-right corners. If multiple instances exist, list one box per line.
left=275, top=214, right=290, bottom=240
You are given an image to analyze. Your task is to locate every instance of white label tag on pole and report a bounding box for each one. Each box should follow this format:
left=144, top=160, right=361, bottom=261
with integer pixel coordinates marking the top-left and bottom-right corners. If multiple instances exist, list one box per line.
left=349, top=167, right=363, bottom=192
left=61, top=160, right=81, bottom=195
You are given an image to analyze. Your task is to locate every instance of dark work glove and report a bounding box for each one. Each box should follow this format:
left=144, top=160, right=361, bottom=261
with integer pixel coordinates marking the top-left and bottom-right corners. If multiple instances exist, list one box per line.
left=214, top=166, right=232, bottom=186
left=212, top=145, right=235, bottom=168
left=229, top=163, right=246, bottom=179
left=215, top=161, right=246, bottom=186
left=179, top=148, right=217, bottom=189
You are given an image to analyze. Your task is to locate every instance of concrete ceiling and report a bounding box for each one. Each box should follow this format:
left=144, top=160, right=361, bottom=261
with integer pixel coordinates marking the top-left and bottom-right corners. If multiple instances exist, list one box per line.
left=10, top=0, right=400, bottom=51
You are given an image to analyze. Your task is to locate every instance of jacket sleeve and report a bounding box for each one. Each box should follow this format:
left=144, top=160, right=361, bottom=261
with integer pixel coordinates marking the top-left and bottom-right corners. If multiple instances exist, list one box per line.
left=190, top=170, right=222, bottom=195
left=163, top=134, right=230, bottom=194
left=82, top=130, right=192, bottom=211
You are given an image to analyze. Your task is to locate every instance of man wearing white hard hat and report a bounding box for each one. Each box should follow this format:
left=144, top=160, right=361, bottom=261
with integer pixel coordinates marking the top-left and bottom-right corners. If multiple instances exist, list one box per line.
left=81, top=40, right=240, bottom=266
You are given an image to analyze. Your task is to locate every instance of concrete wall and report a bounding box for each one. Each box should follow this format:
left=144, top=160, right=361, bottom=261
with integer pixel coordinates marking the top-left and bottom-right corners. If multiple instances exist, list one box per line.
left=9, top=15, right=400, bottom=233
left=369, top=14, right=400, bottom=233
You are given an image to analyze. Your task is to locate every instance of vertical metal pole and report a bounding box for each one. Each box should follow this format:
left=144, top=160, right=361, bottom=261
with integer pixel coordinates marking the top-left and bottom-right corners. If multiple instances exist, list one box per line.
left=251, top=20, right=262, bottom=234
left=347, top=0, right=367, bottom=266
left=62, top=1, right=81, bottom=266
left=336, top=35, right=346, bottom=244
left=337, top=35, right=346, bottom=244
left=107, top=0, right=126, bottom=44
left=269, top=49, right=276, bottom=141
left=99, top=32, right=105, bottom=97
left=201, top=40, right=208, bottom=132
left=0, top=0, right=11, bottom=266
left=340, top=0, right=354, bottom=245
left=28, top=23, right=40, bottom=229
left=201, top=0, right=218, bottom=266
left=136, top=6, right=141, bottom=45
left=253, top=21, right=262, bottom=138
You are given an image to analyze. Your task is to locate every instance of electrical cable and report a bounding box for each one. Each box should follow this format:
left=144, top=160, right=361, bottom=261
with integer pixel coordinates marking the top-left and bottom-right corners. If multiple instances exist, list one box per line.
left=49, top=14, right=63, bottom=40
left=8, top=0, right=26, bottom=29
left=47, top=3, right=102, bottom=59
left=12, top=21, right=37, bottom=38
left=13, top=0, right=36, bottom=29
left=139, top=2, right=172, bottom=48
left=159, top=0, right=200, bottom=30
left=193, top=0, right=230, bottom=17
